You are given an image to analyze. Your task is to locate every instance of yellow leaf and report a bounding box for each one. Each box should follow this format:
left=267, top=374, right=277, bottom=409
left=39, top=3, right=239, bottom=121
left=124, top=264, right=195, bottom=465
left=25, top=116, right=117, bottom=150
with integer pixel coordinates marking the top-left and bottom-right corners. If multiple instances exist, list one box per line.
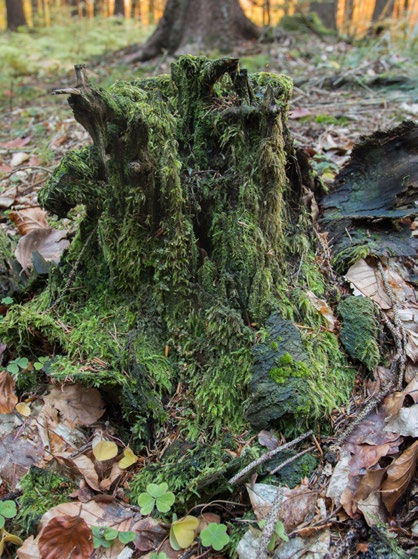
left=15, top=402, right=31, bottom=417
left=119, top=447, right=138, bottom=469
left=170, top=515, right=199, bottom=549
left=92, top=440, right=118, bottom=461
left=0, top=528, right=23, bottom=555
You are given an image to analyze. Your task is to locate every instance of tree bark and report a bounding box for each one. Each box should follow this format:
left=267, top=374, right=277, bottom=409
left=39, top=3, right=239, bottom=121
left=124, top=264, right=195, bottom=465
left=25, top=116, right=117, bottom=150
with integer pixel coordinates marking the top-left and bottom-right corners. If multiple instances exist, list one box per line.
left=309, top=0, right=337, bottom=30
left=6, top=0, right=28, bottom=30
left=131, top=0, right=260, bottom=62
left=372, top=0, right=395, bottom=21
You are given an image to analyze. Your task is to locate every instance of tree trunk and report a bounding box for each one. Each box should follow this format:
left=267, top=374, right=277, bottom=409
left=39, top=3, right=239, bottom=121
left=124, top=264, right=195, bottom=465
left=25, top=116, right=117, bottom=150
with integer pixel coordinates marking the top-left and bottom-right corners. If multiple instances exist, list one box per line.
left=131, top=0, right=260, bottom=62
left=309, top=0, right=337, bottom=30
left=6, top=0, right=28, bottom=29
left=372, top=0, right=395, bottom=21
left=114, top=0, right=125, bottom=16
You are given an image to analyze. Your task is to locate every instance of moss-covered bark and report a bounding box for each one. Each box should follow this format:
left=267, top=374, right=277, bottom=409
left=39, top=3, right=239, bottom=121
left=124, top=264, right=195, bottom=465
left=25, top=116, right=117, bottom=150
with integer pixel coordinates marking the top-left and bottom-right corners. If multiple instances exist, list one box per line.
left=0, top=56, right=354, bottom=505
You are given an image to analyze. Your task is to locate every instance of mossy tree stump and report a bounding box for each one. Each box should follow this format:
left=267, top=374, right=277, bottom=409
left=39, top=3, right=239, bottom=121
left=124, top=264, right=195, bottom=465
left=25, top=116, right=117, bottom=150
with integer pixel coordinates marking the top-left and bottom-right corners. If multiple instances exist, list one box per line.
left=1, top=58, right=354, bottom=495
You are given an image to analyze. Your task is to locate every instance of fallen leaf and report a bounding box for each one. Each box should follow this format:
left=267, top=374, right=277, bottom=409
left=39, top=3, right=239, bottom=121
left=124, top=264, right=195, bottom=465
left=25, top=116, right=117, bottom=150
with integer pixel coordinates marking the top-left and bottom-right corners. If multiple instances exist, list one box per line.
left=9, top=208, right=49, bottom=235
left=15, top=228, right=70, bottom=273
left=93, top=440, right=118, bottom=462
left=345, top=259, right=391, bottom=309
left=10, top=152, right=30, bottom=167
left=15, top=402, right=31, bottom=417
left=384, top=405, right=418, bottom=437
left=0, top=528, right=23, bottom=556
left=133, top=517, right=168, bottom=551
left=306, top=290, right=336, bottom=330
left=55, top=453, right=100, bottom=491
left=119, top=447, right=138, bottom=469
left=0, top=136, right=32, bottom=149
left=381, top=441, right=418, bottom=513
left=43, top=384, right=105, bottom=428
left=38, top=516, right=93, bottom=559
left=0, top=371, right=18, bottom=414
left=257, top=430, right=279, bottom=450
left=170, top=516, right=199, bottom=550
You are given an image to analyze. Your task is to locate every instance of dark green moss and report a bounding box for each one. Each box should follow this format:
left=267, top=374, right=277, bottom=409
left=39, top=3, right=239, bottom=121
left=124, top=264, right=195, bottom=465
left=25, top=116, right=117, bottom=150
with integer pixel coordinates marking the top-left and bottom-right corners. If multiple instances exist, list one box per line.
left=338, top=296, right=380, bottom=370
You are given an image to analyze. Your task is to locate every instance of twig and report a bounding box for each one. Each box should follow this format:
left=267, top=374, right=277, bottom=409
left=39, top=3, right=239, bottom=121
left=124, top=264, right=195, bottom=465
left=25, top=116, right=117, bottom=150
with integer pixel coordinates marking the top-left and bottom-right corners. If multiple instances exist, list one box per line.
left=269, top=445, right=315, bottom=475
left=229, top=430, right=313, bottom=485
left=377, top=261, right=407, bottom=389
left=50, top=225, right=98, bottom=310
left=0, top=165, right=54, bottom=181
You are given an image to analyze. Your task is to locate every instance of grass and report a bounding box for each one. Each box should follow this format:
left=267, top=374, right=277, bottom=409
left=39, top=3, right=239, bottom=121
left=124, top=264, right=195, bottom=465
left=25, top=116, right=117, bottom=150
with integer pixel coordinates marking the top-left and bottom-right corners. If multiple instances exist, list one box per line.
left=0, top=11, right=152, bottom=105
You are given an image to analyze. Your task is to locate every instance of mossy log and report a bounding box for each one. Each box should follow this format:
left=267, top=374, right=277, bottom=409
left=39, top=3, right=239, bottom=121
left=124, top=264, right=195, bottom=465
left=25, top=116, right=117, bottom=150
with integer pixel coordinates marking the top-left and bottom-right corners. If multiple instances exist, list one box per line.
left=1, top=56, right=354, bottom=503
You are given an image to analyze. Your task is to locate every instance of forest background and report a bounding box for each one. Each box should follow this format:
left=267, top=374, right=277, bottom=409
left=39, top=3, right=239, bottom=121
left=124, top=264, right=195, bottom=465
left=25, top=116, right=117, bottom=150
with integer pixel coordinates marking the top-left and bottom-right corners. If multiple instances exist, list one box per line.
left=2, top=0, right=417, bottom=36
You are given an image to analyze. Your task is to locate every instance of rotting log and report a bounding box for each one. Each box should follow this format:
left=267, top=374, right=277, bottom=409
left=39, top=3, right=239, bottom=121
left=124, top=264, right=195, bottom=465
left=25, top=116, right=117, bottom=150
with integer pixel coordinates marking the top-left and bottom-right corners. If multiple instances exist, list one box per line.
left=1, top=57, right=354, bottom=505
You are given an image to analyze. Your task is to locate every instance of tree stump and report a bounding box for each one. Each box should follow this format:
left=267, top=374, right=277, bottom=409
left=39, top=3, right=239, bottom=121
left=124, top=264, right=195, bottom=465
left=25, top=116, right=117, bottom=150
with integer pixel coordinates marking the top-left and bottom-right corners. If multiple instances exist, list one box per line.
left=2, top=57, right=353, bottom=502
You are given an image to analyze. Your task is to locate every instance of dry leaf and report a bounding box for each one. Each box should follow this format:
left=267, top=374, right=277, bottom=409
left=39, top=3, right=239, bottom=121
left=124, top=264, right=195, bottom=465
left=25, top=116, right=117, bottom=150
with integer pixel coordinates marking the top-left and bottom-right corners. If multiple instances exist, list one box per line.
left=9, top=207, right=49, bottom=236
left=133, top=517, right=168, bottom=551
left=306, top=290, right=336, bottom=330
left=119, top=447, right=138, bottom=469
left=15, top=402, right=31, bottom=417
left=38, top=515, right=93, bottom=559
left=0, top=371, right=18, bottom=414
left=10, top=152, right=30, bottom=167
left=15, top=228, right=70, bottom=273
left=257, top=430, right=279, bottom=450
left=384, top=405, right=418, bottom=437
left=43, top=384, right=105, bottom=427
left=55, top=453, right=100, bottom=491
left=345, top=259, right=392, bottom=309
left=381, top=441, right=418, bottom=513
left=93, top=440, right=118, bottom=462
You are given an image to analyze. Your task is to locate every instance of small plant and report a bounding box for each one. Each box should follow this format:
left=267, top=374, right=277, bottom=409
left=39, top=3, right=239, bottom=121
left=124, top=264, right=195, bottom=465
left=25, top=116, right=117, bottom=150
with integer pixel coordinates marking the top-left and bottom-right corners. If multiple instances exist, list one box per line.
left=33, top=356, right=50, bottom=371
left=138, top=483, right=175, bottom=515
left=1, top=297, right=13, bottom=306
left=150, top=553, right=168, bottom=559
left=200, top=522, right=230, bottom=551
left=91, top=526, right=136, bottom=549
left=0, top=500, right=22, bottom=555
left=0, top=501, right=17, bottom=529
left=259, top=519, right=288, bottom=551
left=6, top=357, right=29, bottom=375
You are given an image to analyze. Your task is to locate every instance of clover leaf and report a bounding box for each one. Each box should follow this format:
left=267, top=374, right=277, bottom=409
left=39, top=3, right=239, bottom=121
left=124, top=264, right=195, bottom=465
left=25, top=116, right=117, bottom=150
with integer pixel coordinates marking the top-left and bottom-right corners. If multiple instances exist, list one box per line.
left=0, top=500, right=17, bottom=529
left=200, top=523, right=230, bottom=551
left=138, top=482, right=175, bottom=515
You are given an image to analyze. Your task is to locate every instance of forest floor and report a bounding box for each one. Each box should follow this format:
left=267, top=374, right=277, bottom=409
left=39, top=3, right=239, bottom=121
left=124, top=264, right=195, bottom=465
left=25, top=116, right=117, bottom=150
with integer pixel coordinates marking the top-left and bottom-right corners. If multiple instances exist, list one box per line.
left=0, top=17, right=417, bottom=559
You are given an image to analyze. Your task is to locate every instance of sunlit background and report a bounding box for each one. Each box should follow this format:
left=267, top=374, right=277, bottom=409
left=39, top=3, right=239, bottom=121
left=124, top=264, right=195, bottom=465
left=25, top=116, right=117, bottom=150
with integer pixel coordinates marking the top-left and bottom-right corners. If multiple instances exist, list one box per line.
left=0, top=0, right=417, bottom=35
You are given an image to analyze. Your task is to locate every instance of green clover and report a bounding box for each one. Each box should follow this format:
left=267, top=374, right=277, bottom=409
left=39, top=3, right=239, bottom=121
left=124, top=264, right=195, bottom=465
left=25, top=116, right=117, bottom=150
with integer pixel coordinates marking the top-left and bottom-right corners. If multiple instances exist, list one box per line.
left=138, top=482, right=175, bottom=515
left=6, top=357, right=29, bottom=375
left=200, top=523, right=230, bottom=551
left=0, top=501, right=17, bottom=529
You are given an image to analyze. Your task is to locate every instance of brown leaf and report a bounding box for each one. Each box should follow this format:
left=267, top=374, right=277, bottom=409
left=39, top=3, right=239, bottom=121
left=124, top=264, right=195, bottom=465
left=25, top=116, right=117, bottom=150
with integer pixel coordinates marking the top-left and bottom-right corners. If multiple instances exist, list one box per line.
left=15, top=228, right=70, bottom=273
left=0, top=371, right=18, bottom=414
left=381, top=441, right=418, bottom=513
left=133, top=517, right=168, bottom=551
left=9, top=207, right=49, bottom=236
left=43, top=384, right=105, bottom=428
left=38, top=516, right=93, bottom=559
left=55, top=453, right=101, bottom=492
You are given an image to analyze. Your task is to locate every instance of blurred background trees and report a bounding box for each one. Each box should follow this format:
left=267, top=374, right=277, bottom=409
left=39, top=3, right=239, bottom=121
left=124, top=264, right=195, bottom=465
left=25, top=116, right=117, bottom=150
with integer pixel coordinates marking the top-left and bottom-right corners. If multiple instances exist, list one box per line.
left=0, top=0, right=416, bottom=35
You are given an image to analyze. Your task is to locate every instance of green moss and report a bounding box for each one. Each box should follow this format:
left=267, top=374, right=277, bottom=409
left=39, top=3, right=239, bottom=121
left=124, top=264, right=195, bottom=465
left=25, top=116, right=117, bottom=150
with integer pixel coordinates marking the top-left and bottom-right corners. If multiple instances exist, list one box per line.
left=15, top=467, right=75, bottom=537
left=338, top=296, right=380, bottom=370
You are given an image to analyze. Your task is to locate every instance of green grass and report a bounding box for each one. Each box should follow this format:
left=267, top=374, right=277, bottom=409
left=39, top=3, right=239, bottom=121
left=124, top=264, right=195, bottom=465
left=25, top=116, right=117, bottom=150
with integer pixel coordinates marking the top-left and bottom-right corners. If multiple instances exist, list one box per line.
left=0, top=13, right=152, bottom=103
